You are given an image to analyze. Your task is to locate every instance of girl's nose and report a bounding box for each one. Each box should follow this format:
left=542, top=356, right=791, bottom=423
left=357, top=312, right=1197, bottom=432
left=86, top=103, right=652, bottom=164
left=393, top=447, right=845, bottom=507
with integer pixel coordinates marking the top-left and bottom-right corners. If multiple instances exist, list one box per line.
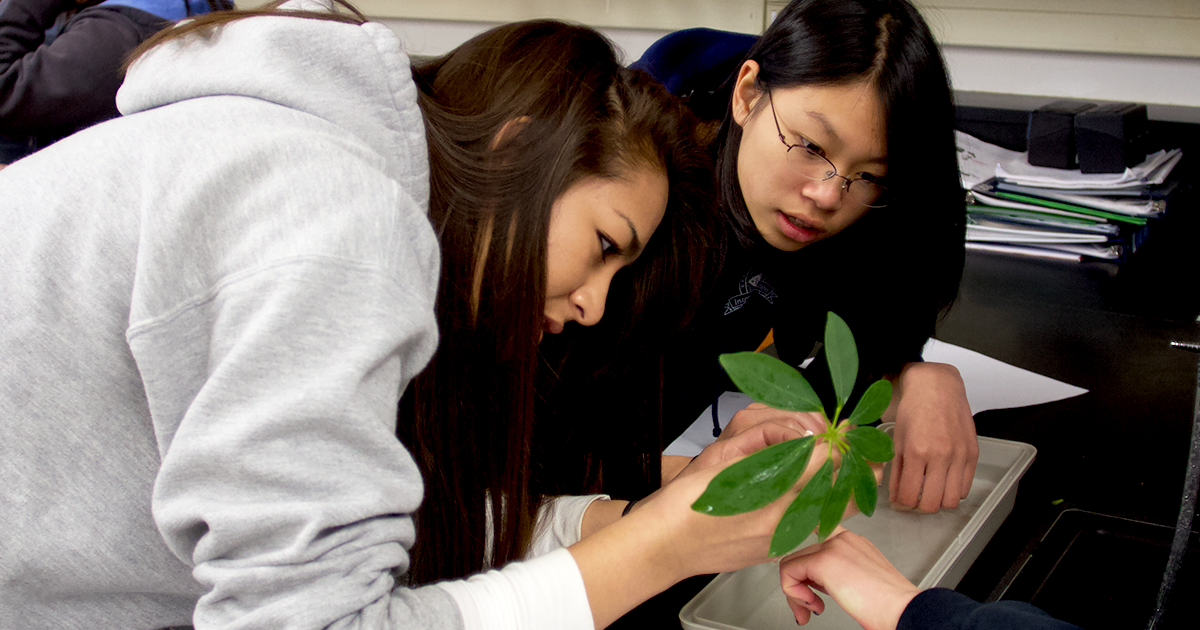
left=570, top=272, right=614, bottom=327
left=802, top=175, right=846, bottom=212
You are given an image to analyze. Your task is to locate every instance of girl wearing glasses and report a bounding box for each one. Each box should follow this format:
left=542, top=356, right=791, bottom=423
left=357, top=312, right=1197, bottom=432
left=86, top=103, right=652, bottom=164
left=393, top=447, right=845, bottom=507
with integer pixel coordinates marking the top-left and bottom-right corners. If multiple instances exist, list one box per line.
left=639, top=0, right=975, bottom=514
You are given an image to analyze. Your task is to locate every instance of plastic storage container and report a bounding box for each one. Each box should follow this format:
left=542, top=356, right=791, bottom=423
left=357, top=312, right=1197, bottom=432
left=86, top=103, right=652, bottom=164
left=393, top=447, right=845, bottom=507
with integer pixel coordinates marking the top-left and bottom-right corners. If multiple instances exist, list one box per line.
left=679, top=435, right=1036, bottom=630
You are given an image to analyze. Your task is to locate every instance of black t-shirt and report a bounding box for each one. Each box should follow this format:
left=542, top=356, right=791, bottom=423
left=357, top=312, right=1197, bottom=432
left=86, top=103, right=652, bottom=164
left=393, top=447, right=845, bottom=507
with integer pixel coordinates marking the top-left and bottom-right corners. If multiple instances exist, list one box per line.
left=661, top=226, right=931, bottom=443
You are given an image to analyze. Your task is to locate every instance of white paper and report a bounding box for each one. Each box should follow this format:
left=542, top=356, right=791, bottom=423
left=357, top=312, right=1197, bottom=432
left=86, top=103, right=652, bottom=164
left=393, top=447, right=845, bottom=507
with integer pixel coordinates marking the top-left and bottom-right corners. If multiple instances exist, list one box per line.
left=956, top=130, right=1025, bottom=190
left=965, top=242, right=1084, bottom=262
left=996, top=148, right=1182, bottom=190
left=966, top=224, right=1109, bottom=244
left=921, top=338, right=1088, bottom=414
left=664, top=392, right=757, bottom=457
left=664, top=340, right=1088, bottom=457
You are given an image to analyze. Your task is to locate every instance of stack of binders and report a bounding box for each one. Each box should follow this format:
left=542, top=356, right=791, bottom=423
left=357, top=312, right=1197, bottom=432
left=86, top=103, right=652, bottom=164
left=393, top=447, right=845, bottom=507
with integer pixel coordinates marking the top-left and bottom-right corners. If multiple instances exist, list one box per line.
left=957, top=131, right=1182, bottom=262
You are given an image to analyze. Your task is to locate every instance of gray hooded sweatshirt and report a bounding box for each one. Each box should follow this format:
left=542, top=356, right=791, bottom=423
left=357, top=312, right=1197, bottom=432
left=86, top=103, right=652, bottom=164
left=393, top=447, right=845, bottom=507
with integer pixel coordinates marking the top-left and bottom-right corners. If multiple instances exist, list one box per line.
left=0, top=2, right=592, bottom=629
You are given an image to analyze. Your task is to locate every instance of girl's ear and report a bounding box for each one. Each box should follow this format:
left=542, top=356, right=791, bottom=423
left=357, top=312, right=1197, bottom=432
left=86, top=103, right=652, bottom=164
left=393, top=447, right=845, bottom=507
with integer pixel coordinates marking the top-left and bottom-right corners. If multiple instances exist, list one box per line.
left=731, top=60, right=763, bottom=128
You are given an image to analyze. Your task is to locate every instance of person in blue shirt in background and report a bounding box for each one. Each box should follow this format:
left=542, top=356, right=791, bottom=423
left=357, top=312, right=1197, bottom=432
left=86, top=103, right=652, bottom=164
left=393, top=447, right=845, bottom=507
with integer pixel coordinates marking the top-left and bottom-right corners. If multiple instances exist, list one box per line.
left=0, top=0, right=230, bottom=165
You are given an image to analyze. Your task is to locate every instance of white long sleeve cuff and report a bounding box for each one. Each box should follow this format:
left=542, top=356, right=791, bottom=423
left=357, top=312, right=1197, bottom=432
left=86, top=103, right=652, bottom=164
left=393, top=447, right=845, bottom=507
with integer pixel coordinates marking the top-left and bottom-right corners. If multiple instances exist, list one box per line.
left=434, top=548, right=594, bottom=630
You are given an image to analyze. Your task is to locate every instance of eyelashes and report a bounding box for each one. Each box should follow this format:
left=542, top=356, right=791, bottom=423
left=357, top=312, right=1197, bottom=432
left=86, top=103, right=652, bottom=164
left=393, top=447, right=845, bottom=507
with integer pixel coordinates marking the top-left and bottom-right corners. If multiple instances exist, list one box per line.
left=798, top=136, right=825, bottom=157
left=598, top=232, right=621, bottom=259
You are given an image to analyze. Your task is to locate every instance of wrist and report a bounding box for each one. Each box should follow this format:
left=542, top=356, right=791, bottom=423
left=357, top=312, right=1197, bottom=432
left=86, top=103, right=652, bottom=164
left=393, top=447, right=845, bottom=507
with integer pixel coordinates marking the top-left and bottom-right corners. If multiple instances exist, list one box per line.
left=568, top=506, right=687, bottom=628
left=899, top=361, right=962, bottom=386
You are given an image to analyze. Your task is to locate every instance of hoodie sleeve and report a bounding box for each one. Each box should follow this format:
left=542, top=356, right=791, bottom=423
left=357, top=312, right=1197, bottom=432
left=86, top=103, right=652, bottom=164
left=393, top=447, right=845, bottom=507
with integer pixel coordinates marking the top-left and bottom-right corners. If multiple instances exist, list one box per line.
left=0, top=0, right=165, bottom=137
left=132, top=256, right=451, bottom=630
left=115, top=96, right=461, bottom=626
left=899, top=588, right=1085, bottom=630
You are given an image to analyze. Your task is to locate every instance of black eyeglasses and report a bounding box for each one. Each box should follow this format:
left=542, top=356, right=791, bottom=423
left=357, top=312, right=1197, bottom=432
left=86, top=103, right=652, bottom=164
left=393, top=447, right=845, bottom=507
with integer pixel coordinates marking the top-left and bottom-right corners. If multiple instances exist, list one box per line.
left=767, top=91, right=887, bottom=209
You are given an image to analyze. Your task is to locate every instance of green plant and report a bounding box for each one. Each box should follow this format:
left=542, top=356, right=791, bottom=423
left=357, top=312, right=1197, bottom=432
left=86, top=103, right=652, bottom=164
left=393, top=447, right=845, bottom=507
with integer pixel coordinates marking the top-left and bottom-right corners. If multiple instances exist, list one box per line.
left=691, top=312, right=895, bottom=556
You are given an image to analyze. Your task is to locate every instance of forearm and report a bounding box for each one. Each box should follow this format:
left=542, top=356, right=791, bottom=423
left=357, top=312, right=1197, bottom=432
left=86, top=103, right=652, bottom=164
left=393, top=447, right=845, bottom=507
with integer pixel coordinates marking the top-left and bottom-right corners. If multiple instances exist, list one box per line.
left=880, top=361, right=965, bottom=423
left=662, top=454, right=692, bottom=485
left=569, top=507, right=684, bottom=629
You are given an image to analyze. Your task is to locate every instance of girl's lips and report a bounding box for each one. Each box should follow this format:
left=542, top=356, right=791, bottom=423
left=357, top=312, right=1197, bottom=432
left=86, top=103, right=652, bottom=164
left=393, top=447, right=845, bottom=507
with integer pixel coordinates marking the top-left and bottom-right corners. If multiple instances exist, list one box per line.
left=775, top=210, right=823, bottom=244
left=544, top=317, right=564, bottom=335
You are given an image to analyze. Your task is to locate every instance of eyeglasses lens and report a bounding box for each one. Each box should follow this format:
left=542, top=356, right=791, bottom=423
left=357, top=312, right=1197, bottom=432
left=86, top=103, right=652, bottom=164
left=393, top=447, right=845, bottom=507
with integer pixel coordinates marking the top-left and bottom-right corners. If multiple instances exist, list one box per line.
left=785, top=147, right=886, bottom=208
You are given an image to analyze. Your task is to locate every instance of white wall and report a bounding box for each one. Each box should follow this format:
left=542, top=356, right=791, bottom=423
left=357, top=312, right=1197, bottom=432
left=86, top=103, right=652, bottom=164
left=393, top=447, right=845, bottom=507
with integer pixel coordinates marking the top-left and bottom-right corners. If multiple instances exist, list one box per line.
left=943, top=46, right=1200, bottom=124
left=381, top=17, right=1200, bottom=125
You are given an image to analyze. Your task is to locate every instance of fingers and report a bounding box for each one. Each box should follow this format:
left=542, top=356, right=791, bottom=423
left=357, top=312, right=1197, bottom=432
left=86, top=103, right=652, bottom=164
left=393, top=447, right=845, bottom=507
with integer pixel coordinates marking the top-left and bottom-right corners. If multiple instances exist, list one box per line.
left=723, top=404, right=825, bottom=442
left=917, top=461, right=949, bottom=513
left=788, top=598, right=815, bottom=625
left=942, top=437, right=979, bottom=507
left=779, top=530, right=920, bottom=630
left=960, top=425, right=980, bottom=500
left=890, top=452, right=980, bottom=511
left=960, top=451, right=978, bottom=499
left=786, top=586, right=825, bottom=624
left=940, top=457, right=965, bottom=510
left=692, top=419, right=809, bottom=472
left=780, top=543, right=828, bottom=624
left=893, top=456, right=928, bottom=511
left=887, top=452, right=902, bottom=504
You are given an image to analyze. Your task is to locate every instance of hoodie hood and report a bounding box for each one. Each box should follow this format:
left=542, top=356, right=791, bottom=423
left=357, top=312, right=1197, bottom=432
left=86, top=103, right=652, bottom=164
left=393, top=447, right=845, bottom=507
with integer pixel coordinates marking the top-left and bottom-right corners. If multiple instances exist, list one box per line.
left=116, top=0, right=426, bottom=193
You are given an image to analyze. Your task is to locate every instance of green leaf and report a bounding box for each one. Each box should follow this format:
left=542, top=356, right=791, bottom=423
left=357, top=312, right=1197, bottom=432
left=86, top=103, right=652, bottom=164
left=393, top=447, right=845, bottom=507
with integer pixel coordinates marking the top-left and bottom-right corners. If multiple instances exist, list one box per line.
left=719, top=352, right=824, bottom=413
left=824, top=312, right=858, bottom=410
left=845, top=426, right=894, bottom=463
left=769, top=458, right=834, bottom=556
left=818, top=458, right=855, bottom=540
left=846, top=380, right=893, bottom=426
left=691, top=437, right=815, bottom=516
left=844, top=451, right=879, bottom=516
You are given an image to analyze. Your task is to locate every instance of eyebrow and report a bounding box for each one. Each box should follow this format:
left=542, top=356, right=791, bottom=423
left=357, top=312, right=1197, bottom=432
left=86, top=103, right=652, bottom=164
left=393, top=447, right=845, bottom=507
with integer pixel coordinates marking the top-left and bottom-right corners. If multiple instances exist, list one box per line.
left=792, top=110, right=889, bottom=165
left=616, top=211, right=643, bottom=258
left=804, top=110, right=839, bottom=143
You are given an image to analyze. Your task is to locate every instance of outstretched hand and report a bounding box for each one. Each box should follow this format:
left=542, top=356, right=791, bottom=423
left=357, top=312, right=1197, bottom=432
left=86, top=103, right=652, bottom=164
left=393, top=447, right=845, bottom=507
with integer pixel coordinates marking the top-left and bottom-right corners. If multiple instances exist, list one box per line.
left=885, top=362, right=978, bottom=512
left=780, top=528, right=920, bottom=630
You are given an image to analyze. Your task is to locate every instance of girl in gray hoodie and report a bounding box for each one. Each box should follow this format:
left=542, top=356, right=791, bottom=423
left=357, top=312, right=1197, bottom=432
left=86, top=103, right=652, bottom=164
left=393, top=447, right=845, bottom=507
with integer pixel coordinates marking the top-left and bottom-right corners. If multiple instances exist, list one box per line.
left=0, top=2, right=830, bottom=629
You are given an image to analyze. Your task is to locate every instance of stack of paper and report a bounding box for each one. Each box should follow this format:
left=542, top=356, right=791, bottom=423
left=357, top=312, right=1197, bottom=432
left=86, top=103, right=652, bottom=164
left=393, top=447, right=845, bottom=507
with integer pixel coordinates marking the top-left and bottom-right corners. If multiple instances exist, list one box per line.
left=957, top=131, right=1181, bottom=262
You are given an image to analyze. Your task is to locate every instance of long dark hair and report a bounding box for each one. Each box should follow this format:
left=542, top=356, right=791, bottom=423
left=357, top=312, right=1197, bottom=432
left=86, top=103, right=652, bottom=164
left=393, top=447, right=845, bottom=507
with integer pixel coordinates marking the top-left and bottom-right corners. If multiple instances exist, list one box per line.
left=401, top=22, right=715, bottom=584
left=715, top=0, right=965, bottom=378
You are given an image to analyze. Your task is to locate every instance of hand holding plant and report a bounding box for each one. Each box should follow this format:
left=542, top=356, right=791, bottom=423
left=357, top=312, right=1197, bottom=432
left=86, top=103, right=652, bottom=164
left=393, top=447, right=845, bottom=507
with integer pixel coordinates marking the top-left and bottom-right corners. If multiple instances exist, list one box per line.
left=691, top=312, right=895, bottom=557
